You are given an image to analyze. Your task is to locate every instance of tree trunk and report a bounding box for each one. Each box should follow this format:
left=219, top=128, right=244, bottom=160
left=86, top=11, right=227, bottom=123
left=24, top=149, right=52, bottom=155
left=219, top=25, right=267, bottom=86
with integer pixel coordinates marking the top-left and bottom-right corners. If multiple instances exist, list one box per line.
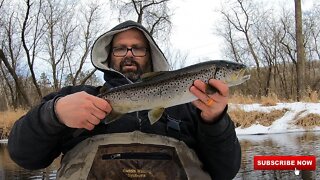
left=0, top=49, right=32, bottom=108
left=295, top=0, right=306, bottom=101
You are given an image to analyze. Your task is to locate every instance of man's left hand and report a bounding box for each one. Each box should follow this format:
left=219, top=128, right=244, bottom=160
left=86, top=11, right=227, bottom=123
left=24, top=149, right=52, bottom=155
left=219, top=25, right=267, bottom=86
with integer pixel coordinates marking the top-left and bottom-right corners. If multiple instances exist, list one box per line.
left=190, top=79, right=229, bottom=123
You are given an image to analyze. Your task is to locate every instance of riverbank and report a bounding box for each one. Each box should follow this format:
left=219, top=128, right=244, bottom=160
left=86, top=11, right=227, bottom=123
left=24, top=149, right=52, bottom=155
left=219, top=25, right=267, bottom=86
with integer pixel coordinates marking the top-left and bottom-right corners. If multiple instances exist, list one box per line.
left=231, top=102, right=320, bottom=135
left=1, top=102, right=319, bottom=141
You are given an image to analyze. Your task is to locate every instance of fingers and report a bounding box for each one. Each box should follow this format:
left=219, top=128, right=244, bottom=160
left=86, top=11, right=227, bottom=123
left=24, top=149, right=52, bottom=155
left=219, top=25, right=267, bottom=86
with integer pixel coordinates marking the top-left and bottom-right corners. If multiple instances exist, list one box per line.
left=208, top=79, right=229, bottom=97
left=85, top=94, right=113, bottom=122
left=55, top=91, right=112, bottom=130
left=87, top=94, right=112, bottom=113
left=192, top=79, right=229, bottom=97
left=190, top=79, right=229, bottom=122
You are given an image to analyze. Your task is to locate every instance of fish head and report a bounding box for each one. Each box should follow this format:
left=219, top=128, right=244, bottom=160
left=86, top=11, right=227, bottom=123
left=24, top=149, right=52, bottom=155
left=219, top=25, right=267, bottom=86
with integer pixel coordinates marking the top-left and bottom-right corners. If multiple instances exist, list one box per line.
left=214, top=61, right=251, bottom=87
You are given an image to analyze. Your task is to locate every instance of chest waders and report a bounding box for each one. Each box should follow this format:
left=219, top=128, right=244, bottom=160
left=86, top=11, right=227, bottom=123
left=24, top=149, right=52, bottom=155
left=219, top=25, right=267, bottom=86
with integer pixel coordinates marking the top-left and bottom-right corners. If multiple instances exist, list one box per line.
left=57, top=131, right=211, bottom=180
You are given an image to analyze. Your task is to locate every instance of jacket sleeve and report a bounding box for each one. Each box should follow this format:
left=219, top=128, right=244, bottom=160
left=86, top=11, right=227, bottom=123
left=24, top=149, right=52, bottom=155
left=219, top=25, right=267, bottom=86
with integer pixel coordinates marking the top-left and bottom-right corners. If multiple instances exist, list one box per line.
left=7, top=85, right=99, bottom=170
left=196, top=106, right=241, bottom=179
left=8, top=93, right=67, bottom=170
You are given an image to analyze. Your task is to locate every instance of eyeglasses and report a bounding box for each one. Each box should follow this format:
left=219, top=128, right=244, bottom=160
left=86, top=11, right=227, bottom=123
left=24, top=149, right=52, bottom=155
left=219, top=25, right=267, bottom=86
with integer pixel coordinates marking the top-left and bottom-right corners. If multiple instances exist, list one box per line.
left=112, top=47, right=148, bottom=57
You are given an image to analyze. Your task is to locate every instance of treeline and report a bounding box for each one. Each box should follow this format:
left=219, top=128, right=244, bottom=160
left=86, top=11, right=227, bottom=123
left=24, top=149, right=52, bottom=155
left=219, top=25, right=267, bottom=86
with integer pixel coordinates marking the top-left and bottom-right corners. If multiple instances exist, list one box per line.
left=1, top=0, right=319, bottom=111
left=216, top=0, right=320, bottom=100
left=236, top=60, right=320, bottom=100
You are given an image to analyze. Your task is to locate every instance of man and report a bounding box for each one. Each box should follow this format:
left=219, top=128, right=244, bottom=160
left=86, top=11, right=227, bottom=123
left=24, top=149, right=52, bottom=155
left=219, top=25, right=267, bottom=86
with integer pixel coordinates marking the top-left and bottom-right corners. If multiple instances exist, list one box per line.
left=8, top=20, right=241, bottom=179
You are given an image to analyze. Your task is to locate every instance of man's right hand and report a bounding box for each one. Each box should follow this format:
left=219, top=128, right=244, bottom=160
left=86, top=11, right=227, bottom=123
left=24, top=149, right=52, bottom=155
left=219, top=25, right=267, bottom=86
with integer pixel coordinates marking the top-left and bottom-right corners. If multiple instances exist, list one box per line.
left=54, top=91, right=112, bottom=130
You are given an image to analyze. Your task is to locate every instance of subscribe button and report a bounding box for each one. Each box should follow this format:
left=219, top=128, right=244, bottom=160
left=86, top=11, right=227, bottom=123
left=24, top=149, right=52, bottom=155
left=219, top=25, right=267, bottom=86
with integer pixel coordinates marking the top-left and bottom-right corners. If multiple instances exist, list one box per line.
left=254, top=156, right=316, bottom=170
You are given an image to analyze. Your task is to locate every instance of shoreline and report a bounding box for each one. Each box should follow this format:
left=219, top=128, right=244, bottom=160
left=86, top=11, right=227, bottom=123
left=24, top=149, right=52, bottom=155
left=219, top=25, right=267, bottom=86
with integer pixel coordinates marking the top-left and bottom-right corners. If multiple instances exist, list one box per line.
left=0, top=139, right=8, bottom=143
left=1, top=129, right=319, bottom=143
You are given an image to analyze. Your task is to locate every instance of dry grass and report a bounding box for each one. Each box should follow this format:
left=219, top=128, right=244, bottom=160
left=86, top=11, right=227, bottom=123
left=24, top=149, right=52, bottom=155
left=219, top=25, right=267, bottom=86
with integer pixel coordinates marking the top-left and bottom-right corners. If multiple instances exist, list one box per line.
left=230, top=90, right=319, bottom=104
left=294, top=113, right=320, bottom=129
left=229, top=108, right=288, bottom=128
left=0, top=109, right=27, bottom=139
left=260, top=93, right=279, bottom=106
left=229, top=92, right=257, bottom=104
left=301, top=88, right=319, bottom=103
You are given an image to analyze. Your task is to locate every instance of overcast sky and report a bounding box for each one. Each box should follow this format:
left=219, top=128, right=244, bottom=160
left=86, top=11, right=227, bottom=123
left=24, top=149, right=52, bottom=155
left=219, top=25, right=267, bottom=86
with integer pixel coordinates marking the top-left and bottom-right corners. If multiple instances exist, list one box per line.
left=168, top=0, right=316, bottom=66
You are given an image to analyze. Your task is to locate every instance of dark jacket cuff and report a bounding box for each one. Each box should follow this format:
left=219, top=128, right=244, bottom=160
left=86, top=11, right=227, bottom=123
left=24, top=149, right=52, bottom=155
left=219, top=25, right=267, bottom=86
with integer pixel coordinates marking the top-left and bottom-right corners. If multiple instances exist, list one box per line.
left=198, top=106, right=229, bottom=137
left=40, top=96, right=66, bottom=134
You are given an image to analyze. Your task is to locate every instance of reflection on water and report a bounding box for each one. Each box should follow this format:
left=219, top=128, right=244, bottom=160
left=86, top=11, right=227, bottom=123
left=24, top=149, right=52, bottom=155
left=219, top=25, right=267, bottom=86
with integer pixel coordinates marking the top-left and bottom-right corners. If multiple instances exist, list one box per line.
left=0, top=132, right=319, bottom=179
left=0, top=143, right=60, bottom=180
left=235, top=131, right=320, bottom=180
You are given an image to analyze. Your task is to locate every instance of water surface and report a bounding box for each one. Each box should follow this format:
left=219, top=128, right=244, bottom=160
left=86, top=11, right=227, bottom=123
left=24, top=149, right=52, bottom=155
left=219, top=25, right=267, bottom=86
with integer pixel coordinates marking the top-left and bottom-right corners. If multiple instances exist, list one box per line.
left=1, top=132, right=319, bottom=179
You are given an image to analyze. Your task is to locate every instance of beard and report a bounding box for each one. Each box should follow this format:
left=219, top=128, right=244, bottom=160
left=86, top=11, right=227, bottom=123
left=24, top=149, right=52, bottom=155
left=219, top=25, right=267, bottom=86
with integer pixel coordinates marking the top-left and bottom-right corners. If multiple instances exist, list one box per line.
left=119, top=58, right=143, bottom=82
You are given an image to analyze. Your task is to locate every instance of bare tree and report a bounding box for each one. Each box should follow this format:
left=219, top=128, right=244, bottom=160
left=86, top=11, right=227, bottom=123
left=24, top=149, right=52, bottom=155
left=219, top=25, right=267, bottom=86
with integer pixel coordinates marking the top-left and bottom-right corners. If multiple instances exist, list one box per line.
left=40, top=0, right=77, bottom=90
left=219, top=0, right=263, bottom=95
left=21, top=0, right=46, bottom=98
left=164, top=48, right=188, bottom=70
left=71, top=2, right=102, bottom=85
left=0, top=49, right=31, bottom=108
left=110, top=0, right=172, bottom=42
left=215, top=14, right=242, bottom=63
left=295, top=0, right=306, bottom=101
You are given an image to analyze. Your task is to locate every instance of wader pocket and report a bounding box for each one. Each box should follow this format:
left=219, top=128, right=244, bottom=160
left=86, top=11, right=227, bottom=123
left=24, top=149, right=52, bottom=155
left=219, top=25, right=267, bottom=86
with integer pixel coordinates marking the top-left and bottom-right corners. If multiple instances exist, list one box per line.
left=87, top=143, right=188, bottom=180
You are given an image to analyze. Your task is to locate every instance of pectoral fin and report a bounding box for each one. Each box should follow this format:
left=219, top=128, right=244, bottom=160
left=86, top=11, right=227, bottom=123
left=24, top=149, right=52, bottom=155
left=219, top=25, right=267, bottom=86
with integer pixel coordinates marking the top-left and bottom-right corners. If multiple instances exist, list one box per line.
left=205, top=83, right=219, bottom=95
left=148, top=107, right=165, bottom=125
left=102, top=110, right=123, bottom=124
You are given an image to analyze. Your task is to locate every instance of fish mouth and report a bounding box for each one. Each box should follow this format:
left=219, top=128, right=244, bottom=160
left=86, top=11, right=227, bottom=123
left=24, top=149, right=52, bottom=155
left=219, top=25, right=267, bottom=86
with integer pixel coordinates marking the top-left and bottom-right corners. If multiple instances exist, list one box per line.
left=225, top=68, right=251, bottom=86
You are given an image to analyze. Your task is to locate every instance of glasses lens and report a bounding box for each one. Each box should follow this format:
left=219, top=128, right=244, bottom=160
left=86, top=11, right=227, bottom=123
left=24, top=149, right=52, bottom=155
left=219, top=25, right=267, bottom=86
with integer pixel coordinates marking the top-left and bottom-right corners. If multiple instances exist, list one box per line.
left=132, top=47, right=147, bottom=57
left=113, top=47, right=127, bottom=57
left=112, top=47, right=147, bottom=57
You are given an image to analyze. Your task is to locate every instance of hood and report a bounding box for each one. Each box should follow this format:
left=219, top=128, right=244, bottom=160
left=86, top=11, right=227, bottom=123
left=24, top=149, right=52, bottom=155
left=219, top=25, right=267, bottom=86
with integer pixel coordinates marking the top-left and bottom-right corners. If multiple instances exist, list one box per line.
left=91, top=20, right=170, bottom=76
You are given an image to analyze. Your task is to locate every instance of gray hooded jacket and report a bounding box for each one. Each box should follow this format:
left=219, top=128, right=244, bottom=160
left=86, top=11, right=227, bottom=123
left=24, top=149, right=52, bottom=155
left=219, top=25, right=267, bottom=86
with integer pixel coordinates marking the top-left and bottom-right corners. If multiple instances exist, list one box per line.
left=91, top=20, right=169, bottom=77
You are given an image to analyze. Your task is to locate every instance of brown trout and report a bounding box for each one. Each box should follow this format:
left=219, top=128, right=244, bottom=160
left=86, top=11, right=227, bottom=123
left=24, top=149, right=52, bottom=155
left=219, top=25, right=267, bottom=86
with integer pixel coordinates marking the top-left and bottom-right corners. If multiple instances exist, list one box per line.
left=99, top=60, right=250, bottom=125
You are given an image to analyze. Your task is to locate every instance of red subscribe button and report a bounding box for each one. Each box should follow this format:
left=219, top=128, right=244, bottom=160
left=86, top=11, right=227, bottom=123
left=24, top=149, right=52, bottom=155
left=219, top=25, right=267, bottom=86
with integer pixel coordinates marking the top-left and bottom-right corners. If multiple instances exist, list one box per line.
left=254, top=156, right=316, bottom=170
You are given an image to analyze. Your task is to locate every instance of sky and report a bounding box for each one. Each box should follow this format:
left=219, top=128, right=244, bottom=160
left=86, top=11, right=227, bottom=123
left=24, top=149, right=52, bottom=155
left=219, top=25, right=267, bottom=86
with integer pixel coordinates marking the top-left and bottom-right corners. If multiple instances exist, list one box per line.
left=168, top=0, right=316, bottom=66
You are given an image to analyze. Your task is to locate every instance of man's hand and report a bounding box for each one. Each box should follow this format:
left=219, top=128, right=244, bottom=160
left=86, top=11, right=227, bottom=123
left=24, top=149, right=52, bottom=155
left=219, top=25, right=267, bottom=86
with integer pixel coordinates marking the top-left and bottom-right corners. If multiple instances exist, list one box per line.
left=55, top=91, right=112, bottom=130
left=190, top=79, right=229, bottom=123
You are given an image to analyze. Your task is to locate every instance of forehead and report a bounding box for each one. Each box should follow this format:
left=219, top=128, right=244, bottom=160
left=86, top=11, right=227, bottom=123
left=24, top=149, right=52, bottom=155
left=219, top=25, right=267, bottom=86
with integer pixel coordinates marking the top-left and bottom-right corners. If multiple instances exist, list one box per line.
left=112, top=28, right=148, bottom=46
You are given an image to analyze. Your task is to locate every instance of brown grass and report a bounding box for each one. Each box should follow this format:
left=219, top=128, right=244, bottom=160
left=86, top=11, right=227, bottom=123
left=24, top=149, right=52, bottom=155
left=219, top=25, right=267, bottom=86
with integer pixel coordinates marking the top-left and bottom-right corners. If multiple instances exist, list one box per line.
left=0, top=109, right=27, bottom=139
left=260, top=93, right=279, bottom=106
left=294, top=113, right=320, bottom=129
left=301, top=88, right=319, bottom=103
left=230, top=90, right=319, bottom=104
left=229, top=107, right=288, bottom=128
left=229, top=92, right=257, bottom=104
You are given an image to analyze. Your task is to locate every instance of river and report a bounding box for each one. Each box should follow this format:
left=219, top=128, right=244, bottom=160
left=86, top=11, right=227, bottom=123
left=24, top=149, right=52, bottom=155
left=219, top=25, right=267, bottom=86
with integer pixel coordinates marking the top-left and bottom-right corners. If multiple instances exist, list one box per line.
left=1, top=132, right=319, bottom=179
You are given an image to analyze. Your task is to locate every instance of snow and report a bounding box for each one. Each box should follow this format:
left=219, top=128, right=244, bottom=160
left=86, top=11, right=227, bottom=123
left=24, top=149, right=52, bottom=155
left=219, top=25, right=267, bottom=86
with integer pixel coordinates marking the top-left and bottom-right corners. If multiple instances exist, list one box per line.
left=0, top=139, right=8, bottom=143
left=232, top=102, right=320, bottom=135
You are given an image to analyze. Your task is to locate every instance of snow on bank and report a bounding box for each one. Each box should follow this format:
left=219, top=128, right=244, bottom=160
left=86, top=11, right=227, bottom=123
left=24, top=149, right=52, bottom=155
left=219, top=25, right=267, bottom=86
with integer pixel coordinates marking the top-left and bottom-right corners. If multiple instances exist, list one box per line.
left=231, top=102, right=320, bottom=135
left=0, top=139, right=8, bottom=143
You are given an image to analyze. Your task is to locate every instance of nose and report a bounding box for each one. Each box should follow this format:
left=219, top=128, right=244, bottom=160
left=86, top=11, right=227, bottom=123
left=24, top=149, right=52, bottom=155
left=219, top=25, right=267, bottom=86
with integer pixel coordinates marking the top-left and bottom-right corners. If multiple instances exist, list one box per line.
left=125, top=49, right=134, bottom=57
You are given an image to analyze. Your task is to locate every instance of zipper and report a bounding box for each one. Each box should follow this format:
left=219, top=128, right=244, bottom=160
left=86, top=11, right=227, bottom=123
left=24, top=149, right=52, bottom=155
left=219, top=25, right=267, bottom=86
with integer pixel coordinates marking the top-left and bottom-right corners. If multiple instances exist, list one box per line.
left=102, top=152, right=172, bottom=160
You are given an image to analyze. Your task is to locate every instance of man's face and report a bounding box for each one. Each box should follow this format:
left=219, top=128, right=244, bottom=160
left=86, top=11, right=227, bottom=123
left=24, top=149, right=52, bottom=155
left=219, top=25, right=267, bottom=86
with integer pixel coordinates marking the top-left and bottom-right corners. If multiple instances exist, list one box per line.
left=110, top=28, right=152, bottom=82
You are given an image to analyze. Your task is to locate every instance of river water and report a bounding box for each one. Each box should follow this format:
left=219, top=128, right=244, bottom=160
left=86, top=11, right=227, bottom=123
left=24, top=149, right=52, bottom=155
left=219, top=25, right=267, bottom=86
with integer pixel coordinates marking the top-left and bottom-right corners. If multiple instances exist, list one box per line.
left=0, top=132, right=319, bottom=179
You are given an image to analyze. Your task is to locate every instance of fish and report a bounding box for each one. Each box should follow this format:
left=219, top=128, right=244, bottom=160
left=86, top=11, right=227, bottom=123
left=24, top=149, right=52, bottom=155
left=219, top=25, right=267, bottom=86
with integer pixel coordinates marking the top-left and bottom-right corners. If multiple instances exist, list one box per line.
left=99, top=60, right=250, bottom=125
